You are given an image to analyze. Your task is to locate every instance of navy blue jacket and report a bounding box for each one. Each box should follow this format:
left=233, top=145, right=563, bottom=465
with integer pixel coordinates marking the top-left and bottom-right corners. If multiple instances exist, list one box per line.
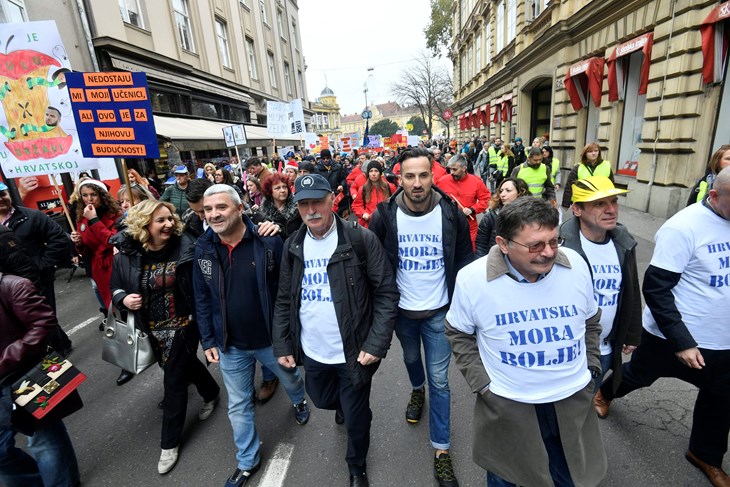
left=193, top=216, right=283, bottom=352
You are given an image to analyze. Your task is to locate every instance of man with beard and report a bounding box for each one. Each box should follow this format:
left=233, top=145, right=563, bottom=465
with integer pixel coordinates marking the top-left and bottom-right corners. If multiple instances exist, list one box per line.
left=511, top=147, right=556, bottom=204
left=446, top=197, right=606, bottom=486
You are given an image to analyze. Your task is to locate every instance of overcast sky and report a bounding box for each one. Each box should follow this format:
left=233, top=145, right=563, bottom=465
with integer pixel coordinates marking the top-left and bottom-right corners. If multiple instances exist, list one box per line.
left=298, top=0, right=452, bottom=116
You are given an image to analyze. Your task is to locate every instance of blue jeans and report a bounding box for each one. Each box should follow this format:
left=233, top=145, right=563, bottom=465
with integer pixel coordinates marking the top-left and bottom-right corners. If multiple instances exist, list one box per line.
left=395, top=309, right=451, bottom=450
left=219, top=345, right=305, bottom=470
left=594, top=351, right=614, bottom=392
left=0, top=386, right=80, bottom=487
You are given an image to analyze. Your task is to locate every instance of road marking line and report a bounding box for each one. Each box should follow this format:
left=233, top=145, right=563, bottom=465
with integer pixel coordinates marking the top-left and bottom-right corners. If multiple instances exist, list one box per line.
left=67, top=316, right=99, bottom=336
left=258, top=442, right=294, bottom=487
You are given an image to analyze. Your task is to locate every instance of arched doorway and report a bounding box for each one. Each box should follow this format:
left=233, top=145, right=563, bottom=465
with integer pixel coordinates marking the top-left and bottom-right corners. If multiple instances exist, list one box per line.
left=530, top=79, right=552, bottom=142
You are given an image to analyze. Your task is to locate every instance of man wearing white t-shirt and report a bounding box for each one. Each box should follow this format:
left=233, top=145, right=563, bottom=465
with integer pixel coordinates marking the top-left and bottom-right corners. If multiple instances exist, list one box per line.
left=273, top=174, right=398, bottom=487
left=595, top=168, right=730, bottom=487
left=560, top=176, right=642, bottom=398
left=446, top=197, right=606, bottom=487
left=370, top=147, right=473, bottom=487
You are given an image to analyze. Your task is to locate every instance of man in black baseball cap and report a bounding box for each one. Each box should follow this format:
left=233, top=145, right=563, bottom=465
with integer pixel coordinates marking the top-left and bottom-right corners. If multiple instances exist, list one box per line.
left=274, top=173, right=398, bottom=486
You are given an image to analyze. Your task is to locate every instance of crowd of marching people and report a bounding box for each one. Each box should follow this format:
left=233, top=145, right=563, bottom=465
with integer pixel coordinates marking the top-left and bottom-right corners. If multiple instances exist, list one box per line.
left=0, top=136, right=728, bottom=487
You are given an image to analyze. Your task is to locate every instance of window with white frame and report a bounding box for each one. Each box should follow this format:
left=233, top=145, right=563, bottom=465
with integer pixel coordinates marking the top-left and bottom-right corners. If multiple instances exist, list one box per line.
left=246, top=38, right=258, bottom=80
left=485, top=22, right=492, bottom=65
left=0, top=0, right=27, bottom=23
left=291, top=20, right=299, bottom=49
left=173, top=0, right=195, bottom=52
left=259, top=0, right=269, bottom=25
left=277, top=9, right=286, bottom=38
left=215, top=19, right=231, bottom=68
left=460, top=52, right=466, bottom=87
left=526, top=0, right=550, bottom=21
left=467, top=44, right=473, bottom=80
left=267, top=52, right=277, bottom=88
left=118, top=0, right=144, bottom=28
left=496, top=0, right=505, bottom=52
left=475, top=32, right=482, bottom=72
left=284, top=62, right=292, bottom=95
left=507, top=0, right=516, bottom=44
left=297, top=70, right=303, bottom=96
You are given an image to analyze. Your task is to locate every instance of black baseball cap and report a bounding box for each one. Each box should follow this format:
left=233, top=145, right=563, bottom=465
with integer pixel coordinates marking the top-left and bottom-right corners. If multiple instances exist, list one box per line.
left=293, top=174, right=332, bottom=202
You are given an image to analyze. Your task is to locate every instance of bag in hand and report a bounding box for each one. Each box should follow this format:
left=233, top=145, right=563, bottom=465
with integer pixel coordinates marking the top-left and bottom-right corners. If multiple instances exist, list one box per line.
left=102, top=306, right=156, bottom=374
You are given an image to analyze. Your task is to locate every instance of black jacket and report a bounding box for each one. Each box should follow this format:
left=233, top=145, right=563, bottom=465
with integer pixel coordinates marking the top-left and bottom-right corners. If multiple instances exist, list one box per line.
left=369, top=187, right=474, bottom=302
left=474, top=209, right=499, bottom=258
left=314, top=161, right=347, bottom=193
left=0, top=226, right=40, bottom=288
left=110, top=232, right=197, bottom=336
left=560, top=217, right=642, bottom=393
left=272, top=216, right=398, bottom=388
left=5, top=206, right=71, bottom=278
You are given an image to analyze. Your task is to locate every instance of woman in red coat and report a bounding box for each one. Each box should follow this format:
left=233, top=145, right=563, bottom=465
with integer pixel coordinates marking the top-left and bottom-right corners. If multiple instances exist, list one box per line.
left=70, top=179, right=122, bottom=313
left=352, top=161, right=395, bottom=228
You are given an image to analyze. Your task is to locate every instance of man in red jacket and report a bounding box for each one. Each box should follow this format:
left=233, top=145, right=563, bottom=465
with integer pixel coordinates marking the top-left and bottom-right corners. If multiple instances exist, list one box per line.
left=437, top=154, right=490, bottom=249
left=348, top=153, right=369, bottom=199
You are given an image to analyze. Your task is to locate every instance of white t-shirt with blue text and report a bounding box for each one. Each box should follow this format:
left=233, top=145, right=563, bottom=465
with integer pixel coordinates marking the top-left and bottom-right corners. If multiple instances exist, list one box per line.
left=446, top=248, right=597, bottom=403
left=643, top=202, right=730, bottom=349
left=580, top=232, right=621, bottom=355
left=396, top=205, right=449, bottom=311
left=300, top=230, right=345, bottom=364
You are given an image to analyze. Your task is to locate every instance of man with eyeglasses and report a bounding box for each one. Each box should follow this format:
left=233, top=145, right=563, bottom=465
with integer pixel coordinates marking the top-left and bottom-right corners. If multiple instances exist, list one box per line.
left=446, top=196, right=606, bottom=487
left=437, top=154, right=490, bottom=250
left=594, top=167, right=730, bottom=486
left=560, top=176, right=642, bottom=395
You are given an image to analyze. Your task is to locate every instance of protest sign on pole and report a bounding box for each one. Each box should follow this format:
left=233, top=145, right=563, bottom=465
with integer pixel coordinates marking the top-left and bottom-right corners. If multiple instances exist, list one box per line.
left=0, top=21, right=104, bottom=179
left=303, top=132, right=318, bottom=153
left=267, top=99, right=306, bottom=138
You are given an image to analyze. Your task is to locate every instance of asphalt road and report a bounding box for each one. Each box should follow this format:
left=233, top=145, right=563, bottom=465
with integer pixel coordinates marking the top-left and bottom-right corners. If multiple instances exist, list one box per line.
left=36, top=203, right=727, bottom=487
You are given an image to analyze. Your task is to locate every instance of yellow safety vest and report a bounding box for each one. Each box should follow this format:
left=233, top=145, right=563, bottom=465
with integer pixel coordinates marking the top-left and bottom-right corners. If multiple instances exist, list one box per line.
left=577, top=160, right=612, bottom=180
left=488, top=146, right=499, bottom=167
left=497, top=154, right=510, bottom=176
left=547, top=157, right=560, bottom=183
left=517, top=163, right=549, bottom=197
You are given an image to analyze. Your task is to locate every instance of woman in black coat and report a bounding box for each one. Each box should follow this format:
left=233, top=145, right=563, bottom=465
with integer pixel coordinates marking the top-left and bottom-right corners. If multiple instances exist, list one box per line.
left=110, top=200, right=220, bottom=475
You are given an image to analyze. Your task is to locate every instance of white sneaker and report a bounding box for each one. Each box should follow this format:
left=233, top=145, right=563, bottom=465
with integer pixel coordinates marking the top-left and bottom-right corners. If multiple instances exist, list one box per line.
left=158, top=446, right=178, bottom=474
left=198, top=396, right=219, bottom=421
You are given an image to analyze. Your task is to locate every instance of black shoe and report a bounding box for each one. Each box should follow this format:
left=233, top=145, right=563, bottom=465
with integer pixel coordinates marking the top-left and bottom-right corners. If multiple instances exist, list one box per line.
left=406, top=387, right=425, bottom=424
left=224, top=463, right=260, bottom=487
left=335, top=408, right=344, bottom=425
left=349, top=473, right=369, bottom=487
left=116, top=370, right=134, bottom=386
left=434, top=452, right=459, bottom=487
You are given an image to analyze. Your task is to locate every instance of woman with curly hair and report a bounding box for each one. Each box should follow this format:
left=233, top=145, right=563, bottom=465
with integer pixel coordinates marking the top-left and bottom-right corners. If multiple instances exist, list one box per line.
left=475, top=177, right=530, bottom=257
left=259, top=172, right=302, bottom=239
left=352, top=161, right=395, bottom=228
left=70, top=179, right=122, bottom=315
left=110, top=200, right=220, bottom=475
left=204, top=163, right=217, bottom=183
left=117, top=183, right=154, bottom=212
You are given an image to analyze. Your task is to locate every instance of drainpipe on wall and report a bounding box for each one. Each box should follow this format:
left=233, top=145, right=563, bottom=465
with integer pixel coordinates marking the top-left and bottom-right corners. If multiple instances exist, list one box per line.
left=75, top=0, right=99, bottom=72
left=644, top=0, right=678, bottom=213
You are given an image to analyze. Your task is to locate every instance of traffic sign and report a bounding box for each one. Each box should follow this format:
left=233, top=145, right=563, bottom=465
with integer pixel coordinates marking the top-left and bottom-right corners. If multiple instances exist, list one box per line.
left=443, top=108, right=453, bottom=120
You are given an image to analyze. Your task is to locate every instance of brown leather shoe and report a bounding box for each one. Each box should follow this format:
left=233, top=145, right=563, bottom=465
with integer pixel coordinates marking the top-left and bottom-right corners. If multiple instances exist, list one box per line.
left=686, top=450, right=730, bottom=487
left=256, top=378, right=279, bottom=404
left=593, top=389, right=611, bottom=419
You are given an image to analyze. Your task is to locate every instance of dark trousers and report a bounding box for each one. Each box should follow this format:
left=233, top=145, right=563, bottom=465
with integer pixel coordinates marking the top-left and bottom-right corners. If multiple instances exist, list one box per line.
left=160, top=329, right=220, bottom=449
left=39, top=278, right=72, bottom=354
left=601, top=331, right=730, bottom=467
left=302, top=355, right=372, bottom=476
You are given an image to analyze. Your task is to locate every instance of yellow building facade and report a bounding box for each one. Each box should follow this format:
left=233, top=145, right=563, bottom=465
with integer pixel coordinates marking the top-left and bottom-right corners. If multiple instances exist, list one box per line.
left=452, top=0, right=730, bottom=217
left=341, top=102, right=447, bottom=138
left=311, top=87, right=342, bottom=142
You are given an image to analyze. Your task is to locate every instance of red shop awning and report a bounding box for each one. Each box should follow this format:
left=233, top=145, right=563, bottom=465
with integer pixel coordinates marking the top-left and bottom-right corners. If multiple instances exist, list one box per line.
left=465, top=112, right=473, bottom=129
left=459, top=114, right=466, bottom=130
left=607, top=32, right=653, bottom=102
left=701, top=1, right=730, bottom=84
left=564, top=57, right=605, bottom=111
left=492, top=100, right=502, bottom=123
left=479, top=104, right=489, bottom=126
left=501, top=96, right=513, bottom=122
left=470, top=109, right=479, bottom=128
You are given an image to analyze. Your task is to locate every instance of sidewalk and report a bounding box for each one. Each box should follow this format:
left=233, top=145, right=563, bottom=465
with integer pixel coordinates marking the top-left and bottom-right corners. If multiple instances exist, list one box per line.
left=616, top=201, right=667, bottom=243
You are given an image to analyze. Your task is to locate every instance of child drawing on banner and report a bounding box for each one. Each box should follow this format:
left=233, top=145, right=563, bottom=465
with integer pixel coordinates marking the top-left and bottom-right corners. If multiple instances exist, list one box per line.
left=0, top=32, right=72, bottom=160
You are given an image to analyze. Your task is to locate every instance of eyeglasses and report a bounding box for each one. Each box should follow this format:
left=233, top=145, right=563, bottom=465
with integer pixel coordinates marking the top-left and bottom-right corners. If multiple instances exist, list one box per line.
left=508, top=237, right=564, bottom=253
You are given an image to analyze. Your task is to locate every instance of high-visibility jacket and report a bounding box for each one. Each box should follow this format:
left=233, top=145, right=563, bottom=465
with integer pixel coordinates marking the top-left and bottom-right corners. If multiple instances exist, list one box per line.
left=546, top=157, right=560, bottom=184
left=497, top=153, right=511, bottom=176
left=577, top=160, right=612, bottom=180
left=515, top=163, right=552, bottom=199
left=488, top=146, right=499, bottom=168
